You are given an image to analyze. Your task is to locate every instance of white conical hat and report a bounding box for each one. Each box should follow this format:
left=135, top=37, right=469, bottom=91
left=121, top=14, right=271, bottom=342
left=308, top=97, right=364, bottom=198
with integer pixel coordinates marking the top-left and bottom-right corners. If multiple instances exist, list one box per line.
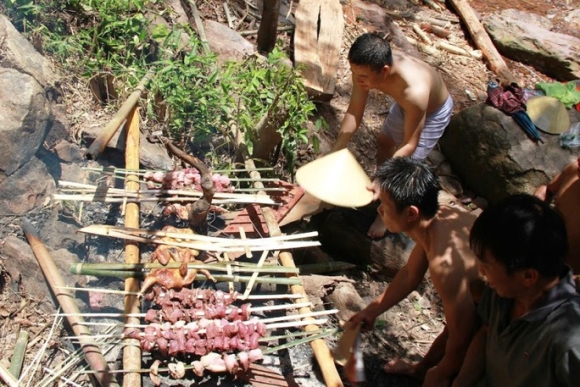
left=526, top=96, right=570, bottom=134
left=296, top=148, right=373, bottom=208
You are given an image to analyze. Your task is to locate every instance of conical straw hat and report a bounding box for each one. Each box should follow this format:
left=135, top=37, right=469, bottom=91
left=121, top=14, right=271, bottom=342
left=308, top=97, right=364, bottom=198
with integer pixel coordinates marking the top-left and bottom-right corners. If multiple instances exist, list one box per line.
left=296, top=148, right=373, bottom=207
left=526, top=96, right=570, bottom=134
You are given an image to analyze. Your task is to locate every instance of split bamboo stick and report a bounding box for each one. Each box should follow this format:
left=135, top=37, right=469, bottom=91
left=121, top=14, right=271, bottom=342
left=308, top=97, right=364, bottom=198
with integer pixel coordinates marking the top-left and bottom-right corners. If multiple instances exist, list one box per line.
left=21, top=219, right=120, bottom=387
left=86, top=69, right=155, bottom=160
left=123, top=106, right=142, bottom=387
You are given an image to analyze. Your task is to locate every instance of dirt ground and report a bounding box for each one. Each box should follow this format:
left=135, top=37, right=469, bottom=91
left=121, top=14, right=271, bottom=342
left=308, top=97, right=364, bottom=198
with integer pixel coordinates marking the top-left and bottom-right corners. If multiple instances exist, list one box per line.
left=0, top=0, right=578, bottom=386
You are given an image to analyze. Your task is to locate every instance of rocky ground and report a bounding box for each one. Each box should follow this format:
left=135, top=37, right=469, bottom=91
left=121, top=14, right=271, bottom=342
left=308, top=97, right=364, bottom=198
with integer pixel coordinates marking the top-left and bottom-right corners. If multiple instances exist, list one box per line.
left=1, top=0, right=579, bottom=386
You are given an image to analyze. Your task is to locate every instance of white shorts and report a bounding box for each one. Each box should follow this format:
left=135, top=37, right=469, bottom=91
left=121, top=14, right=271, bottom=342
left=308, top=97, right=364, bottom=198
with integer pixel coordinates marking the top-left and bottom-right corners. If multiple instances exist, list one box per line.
left=381, top=95, right=454, bottom=159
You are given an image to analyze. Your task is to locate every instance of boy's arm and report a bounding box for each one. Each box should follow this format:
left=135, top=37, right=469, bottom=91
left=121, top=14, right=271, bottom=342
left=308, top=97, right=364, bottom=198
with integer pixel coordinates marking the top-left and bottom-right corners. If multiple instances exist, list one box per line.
left=426, top=253, right=477, bottom=383
left=451, top=326, right=488, bottom=387
left=390, top=87, right=429, bottom=158
left=350, top=244, right=429, bottom=329
left=534, top=171, right=563, bottom=202
left=330, top=81, right=369, bottom=153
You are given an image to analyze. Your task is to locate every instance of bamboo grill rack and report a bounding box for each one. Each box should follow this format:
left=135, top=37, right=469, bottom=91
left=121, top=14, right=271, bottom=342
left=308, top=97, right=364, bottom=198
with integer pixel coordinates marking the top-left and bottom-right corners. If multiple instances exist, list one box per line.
left=49, top=105, right=340, bottom=387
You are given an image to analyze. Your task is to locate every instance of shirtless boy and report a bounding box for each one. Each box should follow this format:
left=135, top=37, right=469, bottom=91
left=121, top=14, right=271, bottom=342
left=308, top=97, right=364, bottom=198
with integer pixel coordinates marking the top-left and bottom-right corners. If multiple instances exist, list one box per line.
left=350, top=157, right=482, bottom=387
left=534, top=157, right=580, bottom=274
left=330, top=33, right=453, bottom=238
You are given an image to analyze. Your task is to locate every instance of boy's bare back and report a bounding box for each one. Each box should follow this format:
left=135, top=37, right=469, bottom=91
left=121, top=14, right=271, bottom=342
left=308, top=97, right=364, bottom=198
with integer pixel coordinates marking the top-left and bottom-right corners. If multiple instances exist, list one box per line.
left=380, top=51, right=449, bottom=115
left=549, top=159, right=580, bottom=272
left=424, top=206, right=482, bottom=301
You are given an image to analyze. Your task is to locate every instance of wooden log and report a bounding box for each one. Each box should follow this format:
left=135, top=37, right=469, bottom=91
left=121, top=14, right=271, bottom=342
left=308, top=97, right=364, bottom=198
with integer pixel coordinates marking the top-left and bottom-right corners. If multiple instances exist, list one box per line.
left=86, top=69, right=154, bottom=160
left=21, top=219, right=120, bottom=387
left=420, top=22, right=451, bottom=38
left=412, top=23, right=433, bottom=45
left=123, top=106, right=142, bottom=387
left=293, top=0, right=344, bottom=101
left=448, top=0, right=518, bottom=84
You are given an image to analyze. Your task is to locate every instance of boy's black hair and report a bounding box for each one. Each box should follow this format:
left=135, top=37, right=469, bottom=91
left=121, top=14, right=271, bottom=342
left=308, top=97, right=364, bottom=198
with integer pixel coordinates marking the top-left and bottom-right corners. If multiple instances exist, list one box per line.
left=375, top=157, right=440, bottom=219
left=470, top=194, right=568, bottom=277
left=348, top=33, right=393, bottom=72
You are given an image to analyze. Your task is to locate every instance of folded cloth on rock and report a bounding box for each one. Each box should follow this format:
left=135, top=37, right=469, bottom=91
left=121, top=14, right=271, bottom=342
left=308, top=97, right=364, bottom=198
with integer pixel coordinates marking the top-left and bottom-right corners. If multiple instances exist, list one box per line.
left=487, top=81, right=543, bottom=143
left=535, top=81, right=580, bottom=109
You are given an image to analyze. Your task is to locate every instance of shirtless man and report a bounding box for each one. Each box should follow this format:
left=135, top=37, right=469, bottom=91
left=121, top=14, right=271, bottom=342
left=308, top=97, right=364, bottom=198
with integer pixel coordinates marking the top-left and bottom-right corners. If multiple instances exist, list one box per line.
left=350, top=157, right=482, bottom=387
left=534, top=157, right=580, bottom=274
left=330, top=33, right=453, bottom=238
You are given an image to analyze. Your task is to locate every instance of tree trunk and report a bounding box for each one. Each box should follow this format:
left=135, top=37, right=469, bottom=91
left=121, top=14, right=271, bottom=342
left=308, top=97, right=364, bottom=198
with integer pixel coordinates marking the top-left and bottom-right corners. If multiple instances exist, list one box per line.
left=257, top=0, right=280, bottom=54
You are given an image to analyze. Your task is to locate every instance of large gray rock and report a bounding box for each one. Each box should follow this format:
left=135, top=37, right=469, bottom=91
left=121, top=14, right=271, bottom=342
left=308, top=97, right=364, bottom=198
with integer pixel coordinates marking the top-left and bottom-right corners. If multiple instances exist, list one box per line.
left=440, top=103, right=576, bottom=204
left=203, top=20, right=255, bottom=63
left=0, top=156, right=55, bottom=214
left=2, top=235, right=77, bottom=312
left=0, top=68, right=52, bottom=180
left=483, top=9, right=580, bottom=81
left=0, top=15, right=58, bottom=87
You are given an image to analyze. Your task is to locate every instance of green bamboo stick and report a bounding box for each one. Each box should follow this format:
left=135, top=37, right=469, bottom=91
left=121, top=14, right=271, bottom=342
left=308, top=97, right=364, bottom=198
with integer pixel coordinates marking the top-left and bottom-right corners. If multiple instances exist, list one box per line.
left=70, top=262, right=298, bottom=274
left=8, top=330, right=29, bottom=378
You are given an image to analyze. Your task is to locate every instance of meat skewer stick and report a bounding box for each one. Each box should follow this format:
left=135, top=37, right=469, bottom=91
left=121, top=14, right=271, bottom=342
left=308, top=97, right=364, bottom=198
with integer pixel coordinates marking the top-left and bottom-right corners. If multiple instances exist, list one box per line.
left=74, top=309, right=338, bottom=328
left=71, top=328, right=337, bottom=377
left=65, top=318, right=330, bottom=341
left=55, top=286, right=304, bottom=300
left=55, top=301, right=314, bottom=319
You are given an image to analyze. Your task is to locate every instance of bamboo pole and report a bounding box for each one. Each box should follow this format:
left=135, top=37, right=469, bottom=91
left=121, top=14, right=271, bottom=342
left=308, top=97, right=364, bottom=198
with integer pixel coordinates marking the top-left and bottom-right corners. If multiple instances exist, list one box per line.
left=21, top=219, right=120, bottom=387
left=86, top=69, right=155, bottom=160
left=123, top=106, right=142, bottom=387
left=236, top=143, right=343, bottom=386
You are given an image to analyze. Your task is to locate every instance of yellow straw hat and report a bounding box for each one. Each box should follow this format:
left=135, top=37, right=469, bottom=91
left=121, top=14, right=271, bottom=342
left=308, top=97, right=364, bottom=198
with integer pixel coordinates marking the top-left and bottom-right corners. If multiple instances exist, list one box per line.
left=295, top=148, right=373, bottom=207
left=526, top=96, right=570, bottom=134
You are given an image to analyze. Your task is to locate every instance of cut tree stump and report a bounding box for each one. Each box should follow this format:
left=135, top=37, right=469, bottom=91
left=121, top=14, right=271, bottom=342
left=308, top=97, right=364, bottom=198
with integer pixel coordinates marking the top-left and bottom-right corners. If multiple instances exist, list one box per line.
left=294, top=0, right=344, bottom=101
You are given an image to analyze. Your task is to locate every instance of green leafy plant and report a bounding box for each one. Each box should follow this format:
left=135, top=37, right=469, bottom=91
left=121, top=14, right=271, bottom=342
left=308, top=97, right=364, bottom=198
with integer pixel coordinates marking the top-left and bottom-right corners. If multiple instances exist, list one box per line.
left=4, top=0, right=326, bottom=176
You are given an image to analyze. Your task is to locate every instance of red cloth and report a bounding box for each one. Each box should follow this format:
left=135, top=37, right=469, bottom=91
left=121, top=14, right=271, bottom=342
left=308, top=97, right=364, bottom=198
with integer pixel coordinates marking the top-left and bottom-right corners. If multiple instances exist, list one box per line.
left=486, top=83, right=526, bottom=114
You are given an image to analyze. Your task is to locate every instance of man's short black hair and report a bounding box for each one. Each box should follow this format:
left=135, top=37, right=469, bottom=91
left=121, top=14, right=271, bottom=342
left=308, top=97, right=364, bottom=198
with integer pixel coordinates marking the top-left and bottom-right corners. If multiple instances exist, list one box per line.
left=470, top=194, right=568, bottom=278
left=348, top=33, right=393, bottom=72
left=375, top=157, right=440, bottom=219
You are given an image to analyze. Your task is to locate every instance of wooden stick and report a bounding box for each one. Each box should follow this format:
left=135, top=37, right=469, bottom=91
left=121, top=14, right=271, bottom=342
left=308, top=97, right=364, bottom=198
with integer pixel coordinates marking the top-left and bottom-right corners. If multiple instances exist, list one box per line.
left=242, top=250, right=268, bottom=300
left=239, top=227, right=253, bottom=258
left=21, top=219, right=120, bottom=387
left=448, top=0, right=518, bottom=84
left=435, top=40, right=483, bottom=59
left=86, top=69, right=154, bottom=160
left=80, top=224, right=318, bottom=245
